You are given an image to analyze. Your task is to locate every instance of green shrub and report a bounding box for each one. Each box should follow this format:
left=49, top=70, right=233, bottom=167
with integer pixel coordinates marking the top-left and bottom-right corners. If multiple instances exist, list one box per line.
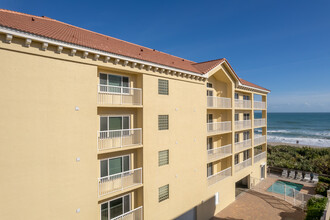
left=315, top=182, right=329, bottom=197
left=319, top=176, right=330, bottom=184
left=305, top=197, right=328, bottom=220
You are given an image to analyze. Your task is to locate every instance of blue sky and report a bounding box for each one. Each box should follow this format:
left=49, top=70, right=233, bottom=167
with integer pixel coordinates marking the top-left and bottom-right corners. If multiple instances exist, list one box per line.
left=2, top=0, right=330, bottom=112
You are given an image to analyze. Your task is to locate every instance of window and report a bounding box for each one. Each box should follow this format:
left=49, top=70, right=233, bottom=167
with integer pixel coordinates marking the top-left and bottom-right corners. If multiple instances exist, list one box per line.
left=100, top=155, right=130, bottom=178
left=243, top=150, right=250, bottom=160
left=235, top=133, right=239, bottom=143
left=100, top=116, right=130, bottom=131
left=207, top=137, right=213, bottom=150
left=207, top=90, right=213, bottom=96
left=207, top=83, right=213, bottom=88
left=158, top=79, right=169, bottom=95
left=207, top=163, right=213, bottom=177
left=158, top=150, right=169, bottom=166
left=207, top=114, right=213, bottom=123
left=158, top=115, right=169, bottom=130
left=243, top=95, right=250, bottom=100
left=235, top=93, right=239, bottom=99
left=234, top=154, right=239, bottom=165
left=243, top=113, right=250, bottom=120
left=159, top=184, right=169, bottom=202
left=243, top=131, right=250, bottom=140
left=100, top=73, right=129, bottom=94
left=235, top=113, right=239, bottom=121
left=101, top=194, right=131, bottom=220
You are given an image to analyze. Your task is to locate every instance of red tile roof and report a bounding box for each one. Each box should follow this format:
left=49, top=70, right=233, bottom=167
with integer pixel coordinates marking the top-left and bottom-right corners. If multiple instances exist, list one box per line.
left=239, top=78, right=270, bottom=92
left=0, top=9, right=269, bottom=92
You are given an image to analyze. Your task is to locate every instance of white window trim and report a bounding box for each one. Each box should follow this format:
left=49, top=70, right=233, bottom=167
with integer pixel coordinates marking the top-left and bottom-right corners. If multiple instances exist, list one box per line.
left=100, top=154, right=131, bottom=177
left=100, top=193, right=132, bottom=220
left=99, top=73, right=130, bottom=95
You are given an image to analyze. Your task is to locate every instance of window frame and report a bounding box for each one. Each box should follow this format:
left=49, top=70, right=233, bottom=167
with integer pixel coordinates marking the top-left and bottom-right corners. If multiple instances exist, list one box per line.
left=100, top=154, right=131, bottom=178
left=158, top=79, right=169, bottom=95
left=207, top=83, right=213, bottom=88
left=207, top=163, right=213, bottom=177
left=158, top=115, right=169, bottom=130
left=243, top=113, right=250, bottom=120
left=100, top=115, right=131, bottom=131
left=235, top=133, right=239, bottom=143
left=100, top=193, right=131, bottom=220
left=158, top=150, right=169, bottom=166
left=235, top=113, right=239, bottom=121
left=99, top=73, right=130, bottom=95
left=234, top=154, right=239, bottom=165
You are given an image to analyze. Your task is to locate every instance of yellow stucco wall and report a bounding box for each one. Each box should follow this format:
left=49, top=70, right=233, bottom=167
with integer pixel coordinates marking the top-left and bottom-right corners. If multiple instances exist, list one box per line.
left=0, top=33, right=268, bottom=220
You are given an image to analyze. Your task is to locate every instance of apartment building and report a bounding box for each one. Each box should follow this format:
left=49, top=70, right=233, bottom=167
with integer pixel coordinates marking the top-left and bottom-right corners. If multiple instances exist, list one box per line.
left=0, top=9, right=269, bottom=220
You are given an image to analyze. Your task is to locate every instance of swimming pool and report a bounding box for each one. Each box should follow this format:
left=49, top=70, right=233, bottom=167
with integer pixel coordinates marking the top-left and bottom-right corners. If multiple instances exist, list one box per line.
left=267, top=180, right=303, bottom=197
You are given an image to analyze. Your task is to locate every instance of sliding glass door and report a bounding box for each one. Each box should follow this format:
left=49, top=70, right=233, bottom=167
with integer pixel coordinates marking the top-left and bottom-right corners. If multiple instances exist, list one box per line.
left=101, top=194, right=131, bottom=220
left=100, top=73, right=129, bottom=94
left=100, top=155, right=130, bottom=178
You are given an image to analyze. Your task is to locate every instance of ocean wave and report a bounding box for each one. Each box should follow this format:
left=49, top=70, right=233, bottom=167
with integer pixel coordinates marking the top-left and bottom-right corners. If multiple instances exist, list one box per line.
left=267, top=136, right=330, bottom=147
left=267, top=129, right=330, bottom=138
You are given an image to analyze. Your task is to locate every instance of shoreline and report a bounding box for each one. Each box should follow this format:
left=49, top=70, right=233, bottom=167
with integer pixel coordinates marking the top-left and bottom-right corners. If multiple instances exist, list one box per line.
left=267, top=142, right=323, bottom=148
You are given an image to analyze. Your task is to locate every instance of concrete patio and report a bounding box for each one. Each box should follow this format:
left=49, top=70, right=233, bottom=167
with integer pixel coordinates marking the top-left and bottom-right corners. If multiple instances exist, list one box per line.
left=213, top=189, right=305, bottom=220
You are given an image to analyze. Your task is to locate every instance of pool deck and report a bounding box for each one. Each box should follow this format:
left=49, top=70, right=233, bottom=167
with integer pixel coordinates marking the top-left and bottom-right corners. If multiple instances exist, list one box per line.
left=213, top=175, right=316, bottom=220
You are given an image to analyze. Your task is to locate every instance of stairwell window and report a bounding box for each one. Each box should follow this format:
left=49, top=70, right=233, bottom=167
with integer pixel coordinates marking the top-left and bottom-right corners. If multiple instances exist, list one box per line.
left=99, top=73, right=129, bottom=94
left=159, top=184, right=169, bottom=202
left=158, top=150, right=169, bottom=166
left=158, top=115, right=169, bottom=130
left=158, top=79, right=169, bottom=95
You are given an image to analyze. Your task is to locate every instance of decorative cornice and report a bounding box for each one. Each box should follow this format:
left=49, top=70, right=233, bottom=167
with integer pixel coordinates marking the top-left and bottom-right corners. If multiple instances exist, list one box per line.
left=0, top=26, right=205, bottom=81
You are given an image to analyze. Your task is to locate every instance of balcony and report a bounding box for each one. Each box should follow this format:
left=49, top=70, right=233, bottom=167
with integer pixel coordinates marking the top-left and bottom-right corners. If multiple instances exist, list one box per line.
left=254, top=151, right=267, bottom=163
left=98, top=128, right=142, bottom=152
left=235, top=99, right=251, bottom=109
left=207, top=144, right=232, bottom=162
left=235, top=158, right=252, bottom=173
left=235, top=139, right=252, bottom=152
left=97, top=85, right=142, bottom=106
left=207, top=96, right=231, bottom=109
left=235, top=120, right=251, bottom=130
left=98, top=168, right=143, bottom=197
left=112, top=206, right=143, bottom=220
left=254, top=101, right=266, bottom=109
left=254, top=118, right=266, bottom=127
left=207, top=121, right=231, bottom=135
left=254, top=135, right=266, bottom=146
left=208, top=167, right=232, bottom=186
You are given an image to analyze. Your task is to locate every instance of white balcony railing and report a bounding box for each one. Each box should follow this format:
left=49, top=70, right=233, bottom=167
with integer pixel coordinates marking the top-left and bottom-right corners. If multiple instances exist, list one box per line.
left=254, top=101, right=266, bottom=109
left=235, top=139, right=252, bottom=152
left=235, top=99, right=251, bottom=109
left=235, top=158, right=252, bottom=173
left=254, top=151, right=267, bottom=163
left=254, top=118, right=266, bottom=127
left=98, top=85, right=142, bottom=106
left=254, top=135, right=266, bottom=146
left=207, top=96, right=231, bottom=109
left=98, top=128, right=142, bottom=151
left=207, top=121, right=231, bottom=134
left=208, top=167, right=232, bottom=186
left=98, top=168, right=143, bottom=197
left=112, top=206, right=143, bottom=220
left=207, top=144, right=232, bottom=162
left=235, top=120, right=251, bottom=130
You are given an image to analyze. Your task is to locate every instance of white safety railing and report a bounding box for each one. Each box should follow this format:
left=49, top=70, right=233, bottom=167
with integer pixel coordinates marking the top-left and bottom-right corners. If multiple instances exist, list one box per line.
left=254, top=101, right=266, bottom=109
left=235, top=99, right=252, bottom=109
left=112, top=206, right=143, bottom=220
left=251, top=177, right=315, bottom=210
left=207, top=121, right=231, bottom=134
left=98, top=85, right=142, bottom=106
left=254, top=151, right=266, bottom=163
left=208, top=167, right=232, bottom=186
left=98, top=128, right=142, bottom=151
left=254, top=118, right=266, bottom=127
left=98, top=168, right=142, bottom=197
left=235, top=158, right=252, bottom=172
left=207, top=144, right=232, bottom=162
left=207, top=96, right=231, bottom=109
left=235, top=139, right=252, bottom=152
left=254, top=136, right=266, bottom=146
left=235, top=120, right=251, bottom=130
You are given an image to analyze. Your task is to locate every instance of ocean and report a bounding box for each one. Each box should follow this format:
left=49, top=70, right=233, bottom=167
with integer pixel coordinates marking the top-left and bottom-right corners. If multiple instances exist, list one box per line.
left=255, top=113, right=330, bottom=147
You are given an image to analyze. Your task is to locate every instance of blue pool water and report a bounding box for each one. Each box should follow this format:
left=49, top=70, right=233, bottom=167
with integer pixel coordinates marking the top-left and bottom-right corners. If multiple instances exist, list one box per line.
left=267, top=180, right=303, bottom=197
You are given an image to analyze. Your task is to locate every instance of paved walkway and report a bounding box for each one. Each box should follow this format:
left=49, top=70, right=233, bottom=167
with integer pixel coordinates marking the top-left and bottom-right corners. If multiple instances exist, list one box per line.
left=213, top=190, right=305, bottom=220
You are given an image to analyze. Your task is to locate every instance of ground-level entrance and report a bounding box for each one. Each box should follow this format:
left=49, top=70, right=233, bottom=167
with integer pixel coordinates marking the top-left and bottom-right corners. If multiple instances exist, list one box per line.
left=235, top=175, right=250, bottom=197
